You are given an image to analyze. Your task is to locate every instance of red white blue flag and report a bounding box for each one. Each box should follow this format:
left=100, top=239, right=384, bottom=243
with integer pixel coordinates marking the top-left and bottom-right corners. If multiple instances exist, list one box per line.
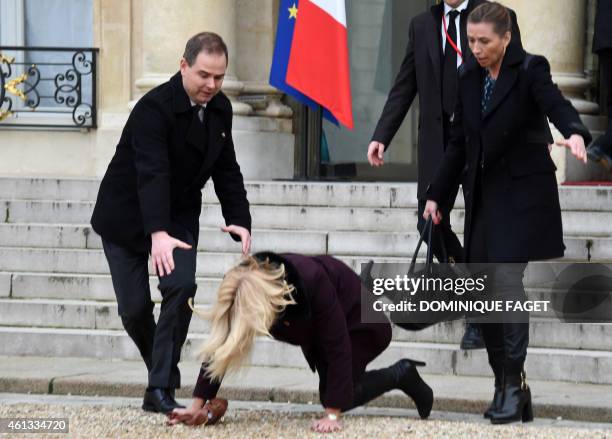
left=270, top=0, right=353, bottom=129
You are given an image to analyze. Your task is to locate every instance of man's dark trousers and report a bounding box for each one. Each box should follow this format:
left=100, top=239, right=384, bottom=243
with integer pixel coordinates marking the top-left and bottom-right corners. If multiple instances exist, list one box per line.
left=595, top=50, right=612, bottom=153
left=102, top=223, right=197, bottom=389
left=417, top=112, right=464, bottom=263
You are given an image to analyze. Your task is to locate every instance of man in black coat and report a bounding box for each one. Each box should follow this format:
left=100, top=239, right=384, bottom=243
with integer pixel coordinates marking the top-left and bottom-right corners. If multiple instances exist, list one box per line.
left=91, top=32, right=251, bottom=414
left=368, top=0, right=521, bottom=349
left=587, top=0, right=612, bottom=169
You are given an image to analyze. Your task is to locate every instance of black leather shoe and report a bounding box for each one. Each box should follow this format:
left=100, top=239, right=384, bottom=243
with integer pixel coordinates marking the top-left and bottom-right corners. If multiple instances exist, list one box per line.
left=490, top=371, right=534, bottom=424
left=142, top=388, right=185, bottom=414
left=460, top=323, right=485, bottom=350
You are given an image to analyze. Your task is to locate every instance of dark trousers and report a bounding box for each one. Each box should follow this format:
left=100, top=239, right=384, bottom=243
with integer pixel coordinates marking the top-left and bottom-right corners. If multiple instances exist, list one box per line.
left=595, top=49, right=612, bottom=152
left=418, top=110, right=465, bottom=264
left=468, top=180, right=529, bottom=374
left=102, top=225, right=198, bottom=389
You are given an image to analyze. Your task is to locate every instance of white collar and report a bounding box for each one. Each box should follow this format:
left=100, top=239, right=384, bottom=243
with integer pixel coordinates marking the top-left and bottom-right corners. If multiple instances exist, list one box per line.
left=189, top=99, right=207, bottom=109
left=444, top=0, right=469, bottom=17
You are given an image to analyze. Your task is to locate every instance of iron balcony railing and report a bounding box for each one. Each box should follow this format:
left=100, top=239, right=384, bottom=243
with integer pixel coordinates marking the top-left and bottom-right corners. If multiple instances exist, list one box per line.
left=0, top=46, right=98, bottom=128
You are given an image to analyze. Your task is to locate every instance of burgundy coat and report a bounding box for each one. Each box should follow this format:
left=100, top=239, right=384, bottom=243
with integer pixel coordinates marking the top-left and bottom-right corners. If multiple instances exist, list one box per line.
left=193, top=252, right=392, bottom=410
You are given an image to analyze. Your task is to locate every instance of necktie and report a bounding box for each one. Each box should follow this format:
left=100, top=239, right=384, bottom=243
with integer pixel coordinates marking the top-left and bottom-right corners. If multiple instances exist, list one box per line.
left=193, top=104, right=204, bottom=124
left=443, top=10, right=460, bottom=116
left=191, top=104, right=206, bottom=153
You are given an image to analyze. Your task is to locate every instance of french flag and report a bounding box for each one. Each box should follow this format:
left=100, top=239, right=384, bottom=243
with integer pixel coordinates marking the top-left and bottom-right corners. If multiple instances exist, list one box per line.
left=270, top=0, right=353, bottom=130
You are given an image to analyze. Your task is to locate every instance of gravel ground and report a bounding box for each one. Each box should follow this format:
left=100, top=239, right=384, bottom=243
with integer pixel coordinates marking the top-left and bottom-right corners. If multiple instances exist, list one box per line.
left=1, top=402, right=610, bottom=439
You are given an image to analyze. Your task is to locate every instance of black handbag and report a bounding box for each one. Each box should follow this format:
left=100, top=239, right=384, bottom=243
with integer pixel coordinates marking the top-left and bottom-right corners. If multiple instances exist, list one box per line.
left=361, top=217, right=466, bottom=331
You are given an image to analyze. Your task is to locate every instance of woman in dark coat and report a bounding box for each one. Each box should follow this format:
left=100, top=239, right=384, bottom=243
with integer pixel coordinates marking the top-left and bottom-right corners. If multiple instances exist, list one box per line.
left=423, top=2, right=591, bottom=425
left=168, top=252, right=433, bottom=433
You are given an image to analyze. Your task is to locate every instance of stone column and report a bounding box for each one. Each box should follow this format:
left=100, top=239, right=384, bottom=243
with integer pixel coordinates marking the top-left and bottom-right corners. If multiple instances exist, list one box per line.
left=503, top=0, right=603, bottom=183
left=504, top=0, right=598, bottom=114
left=236, top=0, right=292, bottom=118
left=132, top=0, right=252, bottom=114
left=585, top=0, right=598, bottom=98
left=94, top=0, right=132, bottom=113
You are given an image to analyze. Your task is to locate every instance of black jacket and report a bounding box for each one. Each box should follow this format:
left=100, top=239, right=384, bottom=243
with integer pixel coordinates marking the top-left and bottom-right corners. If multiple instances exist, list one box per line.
left=371, top=0, right=522, bottom=200
left=427, top=43, right=591, bottom=262
left=91, top=72, right=251, bottom=251
left=593, top=0, right=612, bottom=53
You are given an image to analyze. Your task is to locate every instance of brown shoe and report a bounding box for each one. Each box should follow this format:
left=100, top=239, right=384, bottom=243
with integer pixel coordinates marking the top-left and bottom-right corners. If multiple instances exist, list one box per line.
left=204, top=398, right=228, bottom=425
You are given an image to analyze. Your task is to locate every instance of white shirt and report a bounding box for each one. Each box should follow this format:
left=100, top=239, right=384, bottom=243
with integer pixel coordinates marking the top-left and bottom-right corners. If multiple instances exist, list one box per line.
left=189, top=100, right=207, bottom=123
left=441, top=0, right=469, bottom=68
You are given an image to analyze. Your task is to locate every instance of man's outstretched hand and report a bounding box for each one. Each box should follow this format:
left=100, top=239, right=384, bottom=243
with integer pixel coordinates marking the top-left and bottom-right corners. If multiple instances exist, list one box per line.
left=222, top=225, right=251, bottom=255
left=151, top=231, right=192, bottom=277
left=367, top=141, right=385, bottom=167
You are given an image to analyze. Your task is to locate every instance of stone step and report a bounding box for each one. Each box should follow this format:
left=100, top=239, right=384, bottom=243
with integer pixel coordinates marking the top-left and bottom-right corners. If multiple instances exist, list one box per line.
left=0, top=247, right=242, bottom=276
left=2, top=358, right=611, bottom=424
left=0, top=270, right=573, bottom=301
left=328, top=231, right=611, bottom=259
left=0, top=249, right=609, bottom=297
left=0, top=326, right=610, bottom=384
left=581, top=114, right=607, bottom=132
left=3, top=272, right=221, bottom=303
left=3, top=200, right=612, bottom=236
left=1, top=297, right=610, bottom=351
left=1, top=224, right=609, bottom=259
left=5, top=271, right=600, bottom=322
left=0, top=224, right=327, bottom=254
left=0, top=178, right=408, bottom=207
left=1, top=177, right=611, bottom=210
left=393, top=319, right=612, bottom=351
left=0, top=247, right=604, bottom=280
left=0, top=177, right=101, bottom=203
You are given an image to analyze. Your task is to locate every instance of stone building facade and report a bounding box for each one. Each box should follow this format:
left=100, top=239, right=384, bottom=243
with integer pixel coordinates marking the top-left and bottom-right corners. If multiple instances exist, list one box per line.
left=0, top=0, right=606, bottom=182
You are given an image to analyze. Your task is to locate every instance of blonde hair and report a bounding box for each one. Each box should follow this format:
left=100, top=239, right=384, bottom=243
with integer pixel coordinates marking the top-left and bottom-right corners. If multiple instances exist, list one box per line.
left=191, top=256, right=296, bottom=381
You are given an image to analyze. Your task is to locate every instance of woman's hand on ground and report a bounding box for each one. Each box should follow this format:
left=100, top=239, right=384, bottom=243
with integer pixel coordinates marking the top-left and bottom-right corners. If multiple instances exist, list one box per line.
left=167, top=398, right=208, bottom=426
left=311, top=408, right=342, bottom=433
left=311, top=417, right=342, bottom=433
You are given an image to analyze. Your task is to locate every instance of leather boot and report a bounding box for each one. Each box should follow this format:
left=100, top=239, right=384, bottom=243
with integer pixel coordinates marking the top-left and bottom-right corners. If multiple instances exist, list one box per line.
left=489, top=370, right=534, bottom=424
left=349, top=359, right=433, bottom=419
left=483, top=362, right=503, bottom=419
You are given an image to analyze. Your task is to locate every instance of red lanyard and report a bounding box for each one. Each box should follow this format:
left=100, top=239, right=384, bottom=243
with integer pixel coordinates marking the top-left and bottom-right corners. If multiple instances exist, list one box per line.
left=443, top=13, right=463, bottom=62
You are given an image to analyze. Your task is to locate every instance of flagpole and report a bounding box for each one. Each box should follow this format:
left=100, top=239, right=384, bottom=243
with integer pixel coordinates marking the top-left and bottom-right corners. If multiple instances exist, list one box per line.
left=306, top=105, right=322, bottom=179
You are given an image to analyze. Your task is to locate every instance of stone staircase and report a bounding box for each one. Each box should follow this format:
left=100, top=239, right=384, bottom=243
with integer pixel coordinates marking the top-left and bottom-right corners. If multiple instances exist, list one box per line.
left=0, top=177, right=611, bottom=386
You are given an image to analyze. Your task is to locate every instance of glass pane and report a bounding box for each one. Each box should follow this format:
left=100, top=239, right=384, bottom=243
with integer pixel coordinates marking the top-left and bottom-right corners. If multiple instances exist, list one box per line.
left=23, top=0, right=93, bottom=110
left=25, top=0, right=93, bottom=47
left=321, top=0, right=431, bottom=179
